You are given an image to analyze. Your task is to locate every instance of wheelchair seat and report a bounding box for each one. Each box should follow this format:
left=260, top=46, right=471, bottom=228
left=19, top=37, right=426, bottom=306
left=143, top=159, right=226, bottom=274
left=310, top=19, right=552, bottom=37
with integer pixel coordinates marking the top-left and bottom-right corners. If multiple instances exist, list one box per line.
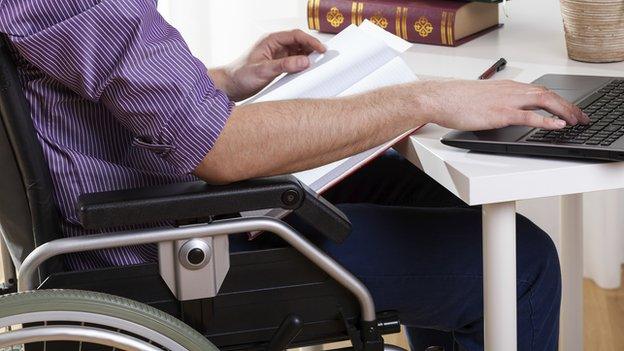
left=0, top=35, right=402, bottom=351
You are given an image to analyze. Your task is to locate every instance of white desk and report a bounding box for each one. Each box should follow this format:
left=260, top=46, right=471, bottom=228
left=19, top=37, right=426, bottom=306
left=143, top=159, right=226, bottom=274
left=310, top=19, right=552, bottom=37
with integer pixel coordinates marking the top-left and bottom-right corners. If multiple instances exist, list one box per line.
left=393, top=1, right=624, bottom=350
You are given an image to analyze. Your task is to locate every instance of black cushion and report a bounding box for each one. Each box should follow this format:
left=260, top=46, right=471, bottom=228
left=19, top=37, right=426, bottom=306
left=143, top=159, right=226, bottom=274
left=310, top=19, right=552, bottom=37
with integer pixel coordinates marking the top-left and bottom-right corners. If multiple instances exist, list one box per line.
left=0, top=35, right=64, bottom=278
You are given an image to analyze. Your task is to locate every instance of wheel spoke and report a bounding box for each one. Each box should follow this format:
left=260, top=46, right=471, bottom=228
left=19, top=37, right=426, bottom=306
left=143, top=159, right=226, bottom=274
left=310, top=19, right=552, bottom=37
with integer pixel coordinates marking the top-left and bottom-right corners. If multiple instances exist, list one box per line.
left=79, top=322, right=85, bottom=351
left=111, top=328, right=120, bottom=351
left=42, top=321, right=46, bottom=351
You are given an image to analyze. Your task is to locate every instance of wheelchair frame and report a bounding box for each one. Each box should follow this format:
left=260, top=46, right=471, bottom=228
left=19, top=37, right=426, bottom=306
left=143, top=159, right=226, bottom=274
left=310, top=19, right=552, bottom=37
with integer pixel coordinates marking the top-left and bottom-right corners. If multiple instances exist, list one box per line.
left=2, top=216, right=403, bottom=350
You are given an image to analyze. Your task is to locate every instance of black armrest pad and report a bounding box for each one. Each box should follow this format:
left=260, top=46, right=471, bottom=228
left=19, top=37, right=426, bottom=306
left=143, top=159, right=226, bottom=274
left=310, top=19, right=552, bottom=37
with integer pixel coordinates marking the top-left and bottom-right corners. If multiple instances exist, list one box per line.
left=78, top=175, right=303, bottom=229
left=289, top=183, right=352, bottom=244
left=78, top=175, right=351, bottom=243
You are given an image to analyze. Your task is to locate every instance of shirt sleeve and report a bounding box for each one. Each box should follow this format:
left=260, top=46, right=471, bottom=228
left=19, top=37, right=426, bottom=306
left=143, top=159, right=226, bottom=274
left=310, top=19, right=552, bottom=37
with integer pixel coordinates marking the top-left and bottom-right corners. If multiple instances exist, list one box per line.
left=0, top=0, right=234, bottom=174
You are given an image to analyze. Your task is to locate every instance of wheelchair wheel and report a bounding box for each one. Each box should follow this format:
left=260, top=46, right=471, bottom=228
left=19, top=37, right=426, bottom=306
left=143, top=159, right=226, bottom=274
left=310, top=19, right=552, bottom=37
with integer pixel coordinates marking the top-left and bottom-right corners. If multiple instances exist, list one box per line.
left=0, top=289, right=218, bottom=351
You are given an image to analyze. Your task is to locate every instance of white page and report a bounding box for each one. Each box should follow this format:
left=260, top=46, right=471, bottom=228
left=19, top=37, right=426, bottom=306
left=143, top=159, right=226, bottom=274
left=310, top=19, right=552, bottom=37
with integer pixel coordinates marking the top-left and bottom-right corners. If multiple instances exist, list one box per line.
left=357, top=20, right=412, bottom=53
left=248, top=20, right=410, bottom=103
left=294, top=56, right=417, bottom=190
left=339, top=56, right=416, bottom=97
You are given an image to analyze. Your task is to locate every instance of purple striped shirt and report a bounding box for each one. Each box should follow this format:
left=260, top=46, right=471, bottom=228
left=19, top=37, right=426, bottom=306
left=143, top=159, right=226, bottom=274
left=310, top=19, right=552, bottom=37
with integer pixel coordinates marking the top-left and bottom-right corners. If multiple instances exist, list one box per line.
left=0, top=0, right=234, bottom=270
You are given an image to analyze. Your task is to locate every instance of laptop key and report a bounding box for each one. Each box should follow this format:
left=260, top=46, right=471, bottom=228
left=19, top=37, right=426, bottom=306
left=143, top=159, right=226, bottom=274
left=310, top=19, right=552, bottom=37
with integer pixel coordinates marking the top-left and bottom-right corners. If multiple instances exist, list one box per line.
left=603, top=125, right=622, bottom=132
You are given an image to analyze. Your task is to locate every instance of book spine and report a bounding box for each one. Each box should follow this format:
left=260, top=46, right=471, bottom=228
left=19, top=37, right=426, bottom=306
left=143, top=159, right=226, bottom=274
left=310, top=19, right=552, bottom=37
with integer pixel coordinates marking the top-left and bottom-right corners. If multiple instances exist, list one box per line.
left=307, top=0, right=458, bottom=46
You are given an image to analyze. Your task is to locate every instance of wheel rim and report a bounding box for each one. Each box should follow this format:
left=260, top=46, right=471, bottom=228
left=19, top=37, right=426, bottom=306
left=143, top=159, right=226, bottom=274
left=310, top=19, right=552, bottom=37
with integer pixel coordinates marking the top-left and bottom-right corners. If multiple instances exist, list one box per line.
left=0, top=326, right=161, bottom=351
left=0, top=311, right=189, bottom=350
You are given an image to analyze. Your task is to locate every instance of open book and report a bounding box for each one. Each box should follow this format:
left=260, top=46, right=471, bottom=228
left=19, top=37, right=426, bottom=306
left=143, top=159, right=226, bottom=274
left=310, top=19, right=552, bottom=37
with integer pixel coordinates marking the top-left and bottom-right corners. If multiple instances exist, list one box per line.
left=246, top=20, right=418, bottom=194
left=244, top=20, right=419, bottom=231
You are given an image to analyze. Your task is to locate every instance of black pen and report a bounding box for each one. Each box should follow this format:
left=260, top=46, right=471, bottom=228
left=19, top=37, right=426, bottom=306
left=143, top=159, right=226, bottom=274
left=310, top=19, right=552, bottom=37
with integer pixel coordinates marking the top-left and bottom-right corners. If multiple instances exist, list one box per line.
left=478, top=58, right=507, bottom=80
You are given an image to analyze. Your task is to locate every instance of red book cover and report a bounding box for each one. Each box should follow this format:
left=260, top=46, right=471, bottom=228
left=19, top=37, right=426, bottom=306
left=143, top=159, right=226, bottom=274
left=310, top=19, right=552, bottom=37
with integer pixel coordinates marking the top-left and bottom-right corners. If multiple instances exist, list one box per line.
left=307, top=0, right=501, bottom=47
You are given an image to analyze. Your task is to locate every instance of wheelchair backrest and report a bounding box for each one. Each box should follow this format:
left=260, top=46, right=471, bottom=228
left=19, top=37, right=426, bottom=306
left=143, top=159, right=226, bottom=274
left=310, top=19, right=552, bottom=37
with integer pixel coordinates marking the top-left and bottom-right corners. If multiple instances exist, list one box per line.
left=0, top=35, right=64, bottom=279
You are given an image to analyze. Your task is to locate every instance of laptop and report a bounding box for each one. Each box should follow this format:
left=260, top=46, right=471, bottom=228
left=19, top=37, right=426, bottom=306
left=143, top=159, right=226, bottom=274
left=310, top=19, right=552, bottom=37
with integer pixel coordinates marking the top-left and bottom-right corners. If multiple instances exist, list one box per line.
left=442, top=74, right=624, bottom=161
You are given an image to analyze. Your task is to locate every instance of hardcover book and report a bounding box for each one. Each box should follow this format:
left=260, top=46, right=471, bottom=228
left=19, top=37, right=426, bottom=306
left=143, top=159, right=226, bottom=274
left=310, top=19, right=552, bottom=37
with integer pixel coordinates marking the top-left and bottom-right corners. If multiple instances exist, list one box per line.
left=307, top=0, right=500, bottom=46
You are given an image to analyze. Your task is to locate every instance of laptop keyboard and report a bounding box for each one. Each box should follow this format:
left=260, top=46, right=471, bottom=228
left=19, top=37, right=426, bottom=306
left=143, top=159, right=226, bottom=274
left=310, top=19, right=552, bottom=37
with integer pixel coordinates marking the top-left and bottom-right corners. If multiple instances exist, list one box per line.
left=525, top=79, right=624, bottom=146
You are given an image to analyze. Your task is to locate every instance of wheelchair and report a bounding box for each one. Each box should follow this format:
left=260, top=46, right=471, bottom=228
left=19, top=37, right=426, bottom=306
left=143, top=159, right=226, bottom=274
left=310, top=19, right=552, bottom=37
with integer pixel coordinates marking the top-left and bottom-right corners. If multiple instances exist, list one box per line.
left=0, top=35, right=408, bottom=351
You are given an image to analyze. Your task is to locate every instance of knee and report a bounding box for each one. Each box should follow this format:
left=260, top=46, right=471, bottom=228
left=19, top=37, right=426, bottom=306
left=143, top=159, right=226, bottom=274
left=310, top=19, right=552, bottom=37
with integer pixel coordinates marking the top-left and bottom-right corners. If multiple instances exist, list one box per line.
left=516, top=215, right=561, bottom=291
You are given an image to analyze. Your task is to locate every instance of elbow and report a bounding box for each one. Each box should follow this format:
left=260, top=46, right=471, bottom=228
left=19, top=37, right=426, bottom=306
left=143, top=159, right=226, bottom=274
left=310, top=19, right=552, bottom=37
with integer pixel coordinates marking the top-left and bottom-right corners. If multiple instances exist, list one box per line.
left=193, top=158, right=251, bottom=185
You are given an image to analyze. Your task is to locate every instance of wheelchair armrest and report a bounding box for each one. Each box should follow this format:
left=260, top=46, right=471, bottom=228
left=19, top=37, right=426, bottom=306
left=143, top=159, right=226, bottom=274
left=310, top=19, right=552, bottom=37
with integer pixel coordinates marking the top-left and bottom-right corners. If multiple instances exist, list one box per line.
left=77, top=175, right=351, bottom=243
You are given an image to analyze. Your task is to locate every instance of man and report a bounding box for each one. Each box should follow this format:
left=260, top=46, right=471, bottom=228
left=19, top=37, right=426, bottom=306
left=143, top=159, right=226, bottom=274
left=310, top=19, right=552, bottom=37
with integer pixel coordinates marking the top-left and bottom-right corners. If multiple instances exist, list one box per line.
left=0, top=1, right=587, bottom=350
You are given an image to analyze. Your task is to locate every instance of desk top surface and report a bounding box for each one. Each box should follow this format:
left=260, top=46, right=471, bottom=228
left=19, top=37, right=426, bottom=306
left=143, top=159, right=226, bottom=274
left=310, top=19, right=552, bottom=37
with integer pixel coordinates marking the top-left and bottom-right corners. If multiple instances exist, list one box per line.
left=398, top=0, right=624, bottom=205
left=257, top=0, right=624, bottom=205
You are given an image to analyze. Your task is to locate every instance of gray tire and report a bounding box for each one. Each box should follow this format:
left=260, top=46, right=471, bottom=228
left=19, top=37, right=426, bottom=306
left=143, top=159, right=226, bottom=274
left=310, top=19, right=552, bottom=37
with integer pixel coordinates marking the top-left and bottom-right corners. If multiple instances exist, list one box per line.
left=0, top=289, right=218, bottom=351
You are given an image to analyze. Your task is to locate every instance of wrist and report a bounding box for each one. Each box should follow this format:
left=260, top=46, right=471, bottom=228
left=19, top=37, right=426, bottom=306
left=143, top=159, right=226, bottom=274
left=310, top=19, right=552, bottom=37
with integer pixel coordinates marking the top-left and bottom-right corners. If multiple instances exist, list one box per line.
left=411, top=81, right=443, bottom=125
left=208, top=67, right=237, bottom=99
left=386, top=82, right=438, bottom=126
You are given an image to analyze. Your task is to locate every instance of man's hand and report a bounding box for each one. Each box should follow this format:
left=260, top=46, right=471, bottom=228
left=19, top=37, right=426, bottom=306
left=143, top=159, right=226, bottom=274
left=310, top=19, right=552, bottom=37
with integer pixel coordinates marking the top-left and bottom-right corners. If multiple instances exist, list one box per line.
left=418, top=79, right=589, bottom=131
left=210, top=29, right=326, bottom=101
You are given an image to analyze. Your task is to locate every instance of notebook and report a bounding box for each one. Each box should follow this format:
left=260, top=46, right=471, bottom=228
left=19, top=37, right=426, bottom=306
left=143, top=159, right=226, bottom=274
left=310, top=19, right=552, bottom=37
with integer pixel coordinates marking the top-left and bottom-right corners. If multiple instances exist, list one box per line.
left=245, top=20, right=419, bottom=194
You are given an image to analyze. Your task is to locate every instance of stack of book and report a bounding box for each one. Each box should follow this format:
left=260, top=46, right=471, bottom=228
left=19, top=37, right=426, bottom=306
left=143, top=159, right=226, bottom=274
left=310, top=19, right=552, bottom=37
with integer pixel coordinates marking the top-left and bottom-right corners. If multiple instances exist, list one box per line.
left=307, top=0, right=502, bottom=47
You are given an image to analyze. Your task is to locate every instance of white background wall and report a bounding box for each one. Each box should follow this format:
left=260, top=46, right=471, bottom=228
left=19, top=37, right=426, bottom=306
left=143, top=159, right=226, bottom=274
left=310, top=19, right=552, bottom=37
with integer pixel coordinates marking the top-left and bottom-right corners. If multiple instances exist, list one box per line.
left=158, top=0, right=308, bottom=66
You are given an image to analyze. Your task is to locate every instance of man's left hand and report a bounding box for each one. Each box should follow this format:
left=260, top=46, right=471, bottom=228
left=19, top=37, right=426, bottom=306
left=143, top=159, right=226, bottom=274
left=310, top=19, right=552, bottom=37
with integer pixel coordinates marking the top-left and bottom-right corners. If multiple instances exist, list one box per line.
left=210, top=29, right=326, bottom=101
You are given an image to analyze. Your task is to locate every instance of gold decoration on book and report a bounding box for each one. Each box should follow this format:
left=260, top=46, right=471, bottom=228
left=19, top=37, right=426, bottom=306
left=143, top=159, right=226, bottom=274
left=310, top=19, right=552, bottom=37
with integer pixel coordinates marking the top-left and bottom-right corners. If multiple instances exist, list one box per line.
left=307, top=0, right=320, bottom=30
left=447, top=12, right=454, bottom=45
left=370, top=13, right=388, bottom=29
left=441, top=11, right=447, bottom=45
left=327, top=7, right=345, bottom=28
left=315, top=0, right=321, bottom=30
left=414, top=16, right=434, bottom=38
left=395, top=7, right=402, bottom=38
left=351, top=2, right=364, bottom=25
left=401, top=7, right=408, bottom=40
left=358, top=2, right=364, bottom=24
left=308, top=0, right=315, bottom=30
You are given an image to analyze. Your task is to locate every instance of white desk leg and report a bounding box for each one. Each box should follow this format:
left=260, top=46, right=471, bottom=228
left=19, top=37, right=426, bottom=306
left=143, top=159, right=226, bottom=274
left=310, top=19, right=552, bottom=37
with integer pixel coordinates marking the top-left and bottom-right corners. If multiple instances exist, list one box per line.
left=559, top=194, right=583, bottom=351
left=483, top=202, right=517, bottom=351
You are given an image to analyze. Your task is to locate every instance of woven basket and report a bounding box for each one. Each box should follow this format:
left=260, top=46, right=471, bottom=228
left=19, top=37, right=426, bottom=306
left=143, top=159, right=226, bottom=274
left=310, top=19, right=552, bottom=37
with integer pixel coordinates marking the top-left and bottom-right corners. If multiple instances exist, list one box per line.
left=560, top=0, right=624, bottom=63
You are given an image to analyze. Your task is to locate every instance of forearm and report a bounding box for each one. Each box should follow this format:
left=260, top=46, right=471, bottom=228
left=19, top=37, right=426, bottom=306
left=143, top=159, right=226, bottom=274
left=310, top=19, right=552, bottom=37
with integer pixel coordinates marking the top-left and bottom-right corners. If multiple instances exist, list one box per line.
left=195, top=83, right=428, bottom=183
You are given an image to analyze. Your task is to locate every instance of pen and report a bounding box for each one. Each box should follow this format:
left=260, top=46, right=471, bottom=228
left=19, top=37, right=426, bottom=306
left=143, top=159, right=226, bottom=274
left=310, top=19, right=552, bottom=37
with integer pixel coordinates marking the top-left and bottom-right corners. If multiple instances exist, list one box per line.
left=478, top=58, right=507, bottom=80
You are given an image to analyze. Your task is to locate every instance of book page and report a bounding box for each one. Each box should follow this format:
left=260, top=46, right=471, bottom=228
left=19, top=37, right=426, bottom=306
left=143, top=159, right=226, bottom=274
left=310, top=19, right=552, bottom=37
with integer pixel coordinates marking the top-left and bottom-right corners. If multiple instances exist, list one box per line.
left=338, top=56, right=416, bottom=97
left=295, top=56, right=418, bottom=191
left=247, top=20, right=411, bottom=103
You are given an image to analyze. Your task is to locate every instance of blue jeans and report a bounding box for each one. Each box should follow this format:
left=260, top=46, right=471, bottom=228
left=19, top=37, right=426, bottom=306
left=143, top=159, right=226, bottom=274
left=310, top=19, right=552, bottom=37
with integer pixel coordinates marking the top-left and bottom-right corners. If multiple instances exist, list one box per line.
left=236, top=151, right=562, bottom=350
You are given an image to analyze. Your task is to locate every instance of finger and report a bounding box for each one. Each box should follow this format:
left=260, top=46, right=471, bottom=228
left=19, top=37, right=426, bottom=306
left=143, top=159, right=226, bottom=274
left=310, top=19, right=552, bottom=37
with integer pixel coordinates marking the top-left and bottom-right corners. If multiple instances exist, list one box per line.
left=525, top=86, right=588, bottom=125
left=256, top=56, right=310, bottom=79
left=509, top=110, right=567, bottom=130
left=271, top=29, right=326, bottom=54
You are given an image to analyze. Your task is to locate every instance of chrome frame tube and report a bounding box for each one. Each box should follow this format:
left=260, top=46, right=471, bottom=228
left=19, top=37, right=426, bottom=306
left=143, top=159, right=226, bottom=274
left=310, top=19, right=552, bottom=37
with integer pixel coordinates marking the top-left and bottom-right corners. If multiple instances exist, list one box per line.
left=383, top=345, right=408, bottom=351
left=324, top=347, right=407, bottom=351
left=0, top=225, right=16, bottom=284
left=17, top=217, right=377, bottom=322
left=0, top=326, right=162, bottom=351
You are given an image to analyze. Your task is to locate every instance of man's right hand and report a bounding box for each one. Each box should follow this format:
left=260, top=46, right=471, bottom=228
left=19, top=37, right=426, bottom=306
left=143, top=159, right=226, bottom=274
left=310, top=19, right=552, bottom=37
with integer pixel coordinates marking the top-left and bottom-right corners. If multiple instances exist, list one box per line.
left=417, top=79, right=590, bottom=131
